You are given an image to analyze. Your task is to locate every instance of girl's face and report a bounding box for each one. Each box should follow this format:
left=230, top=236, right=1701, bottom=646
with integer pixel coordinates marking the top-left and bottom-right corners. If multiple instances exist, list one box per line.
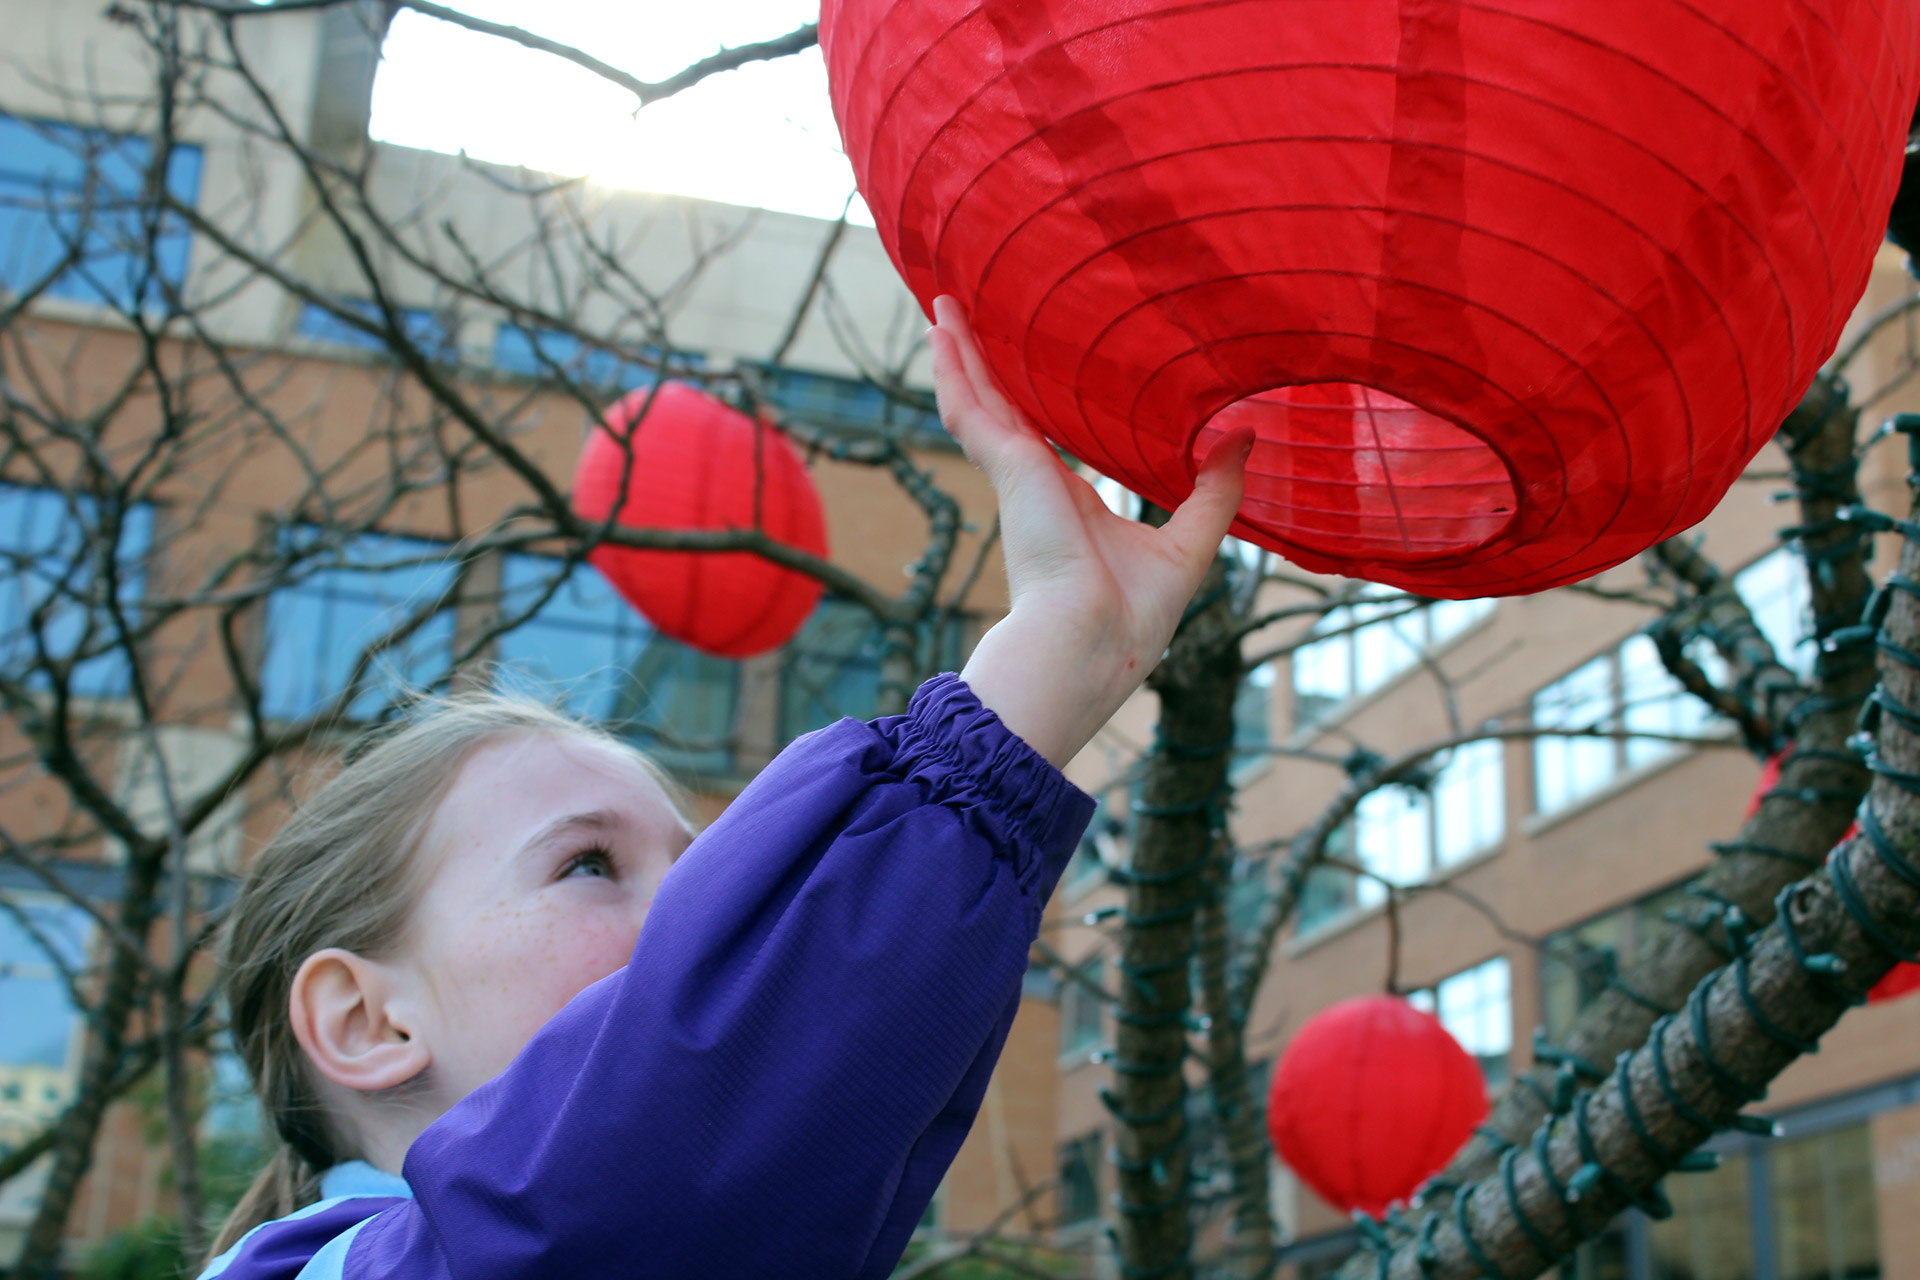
left=396, top=732, right=693, bottom=1103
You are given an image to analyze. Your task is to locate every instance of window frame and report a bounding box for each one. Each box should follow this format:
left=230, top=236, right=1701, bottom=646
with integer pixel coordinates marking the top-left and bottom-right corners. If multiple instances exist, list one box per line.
left=742, top=360, right=951, bottom=447
left=774, top=597, right=968, bottom=743
left=0, top=481, right=155, bottom=702
left=1056, top=1130, right=1105, bottom=1228
left=1057, top=956, right=1108, bottom=1064
left=257, top=527, right=460, bottom=724
left=1291, top=594, right=1495, bottom=729
left=0, top=111, right=203, bottom=313
left=1531, top=633, right=1728, bottom=818
left=1292, top=738, right=1507, bottom=938
left=0, top=890, right=94, bottom=1086
left=491, top=323, right=705, bottom=392
left=493, top=551, right=744, bottom=777
left=295, top=298, right=459, bottom=360
left=1407, top=954, right=1513, bottom=1088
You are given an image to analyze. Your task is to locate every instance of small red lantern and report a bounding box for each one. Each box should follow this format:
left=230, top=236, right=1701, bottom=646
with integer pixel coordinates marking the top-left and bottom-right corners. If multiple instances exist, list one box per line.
left=822, top=1, right=1920, bottom=596
left=570, top=383, right=829, bottom=659
left=1265, top=996, right=1488, bottom=1217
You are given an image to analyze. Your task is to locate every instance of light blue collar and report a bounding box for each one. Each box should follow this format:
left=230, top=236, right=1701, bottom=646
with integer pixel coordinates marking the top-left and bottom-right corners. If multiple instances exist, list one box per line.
left=319, top=1160, right=414, bottom=1200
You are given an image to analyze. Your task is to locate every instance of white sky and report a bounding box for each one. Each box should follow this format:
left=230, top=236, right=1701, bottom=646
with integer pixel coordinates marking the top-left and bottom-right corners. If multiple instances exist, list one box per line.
left=368, top=2, right=873, bottom=224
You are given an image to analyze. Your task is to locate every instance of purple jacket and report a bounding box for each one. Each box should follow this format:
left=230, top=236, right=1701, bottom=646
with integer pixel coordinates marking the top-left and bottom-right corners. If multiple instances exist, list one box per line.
left=199, top=675, right=1094, bottom=1279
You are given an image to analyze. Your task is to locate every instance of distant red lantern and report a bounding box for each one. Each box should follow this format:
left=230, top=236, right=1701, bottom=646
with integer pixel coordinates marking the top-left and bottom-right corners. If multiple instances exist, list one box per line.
left=1265, top=996, right=1488, bottom=1217
left=1743, top=753, right=1787, bottom=822
left=823, top=1, right=1920, bottom=596
left=1745, top=755, right=1919, bottom=1000
left=570, top=383, right=828, bottom=659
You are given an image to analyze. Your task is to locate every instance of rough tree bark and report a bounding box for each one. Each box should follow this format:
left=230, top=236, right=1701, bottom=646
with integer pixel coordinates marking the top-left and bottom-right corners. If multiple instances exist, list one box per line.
left=15, top=839, right=167, bottom=1278
left=1109, top=547, right=1242, bottom=1280
left=1196, top=840, right=1275, bottom=1278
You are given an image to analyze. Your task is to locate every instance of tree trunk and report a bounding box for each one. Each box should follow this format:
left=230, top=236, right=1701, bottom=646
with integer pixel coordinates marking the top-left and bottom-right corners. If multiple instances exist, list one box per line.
left=1195, top=858, right=1275, bottom=1276
left=16, top=847, right=164, bottom=1278
left=1110, top=550, right=1242, bottom=1280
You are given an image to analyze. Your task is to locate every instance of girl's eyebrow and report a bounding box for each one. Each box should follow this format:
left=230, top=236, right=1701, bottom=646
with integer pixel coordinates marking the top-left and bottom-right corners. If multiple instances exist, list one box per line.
left=519, top=810, right=624, bottom=855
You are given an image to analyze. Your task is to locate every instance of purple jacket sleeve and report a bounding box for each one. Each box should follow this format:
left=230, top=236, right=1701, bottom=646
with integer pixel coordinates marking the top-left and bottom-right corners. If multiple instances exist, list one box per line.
left=343, top=674, right=1095, bottom=1279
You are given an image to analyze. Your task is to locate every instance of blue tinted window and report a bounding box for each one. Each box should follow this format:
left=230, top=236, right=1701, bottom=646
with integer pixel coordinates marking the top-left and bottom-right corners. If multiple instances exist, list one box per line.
left=0, top=113, right=201, bottom=309
left=777, top=598, right=965, bottom=740
left=0, top=897, right=91, bottom=1072
left=260, top=530, right=457, bottom=721
left=496, top=555, right=653, bottom=721
left=0, top=484, right=153, bottom=699
left=749, top=363, right=946, bottom=443
left=297, top=298, right=455, bottom=358
left=492, top=324, right=702, bottom=391
left=496, top=555, right=738, bottom=775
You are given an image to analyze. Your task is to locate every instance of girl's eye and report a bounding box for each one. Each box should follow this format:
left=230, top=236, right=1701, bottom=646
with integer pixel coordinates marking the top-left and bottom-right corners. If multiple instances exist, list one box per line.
left=560, top=846, right=617, bottom=881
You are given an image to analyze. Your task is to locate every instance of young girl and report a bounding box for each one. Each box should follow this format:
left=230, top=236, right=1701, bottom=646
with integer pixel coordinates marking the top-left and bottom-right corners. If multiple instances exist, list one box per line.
left=199, top=300, right=1253, bottom=1279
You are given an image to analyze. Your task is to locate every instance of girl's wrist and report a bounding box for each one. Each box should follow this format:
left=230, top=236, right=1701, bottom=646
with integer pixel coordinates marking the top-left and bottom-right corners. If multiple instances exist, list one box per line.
left=959, top=608, right=1145, bottom=770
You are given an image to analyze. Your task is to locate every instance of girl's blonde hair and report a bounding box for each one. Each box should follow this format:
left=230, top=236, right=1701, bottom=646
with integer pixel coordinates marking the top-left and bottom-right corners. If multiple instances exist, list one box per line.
left=206, top=692, right=689, bottom=1261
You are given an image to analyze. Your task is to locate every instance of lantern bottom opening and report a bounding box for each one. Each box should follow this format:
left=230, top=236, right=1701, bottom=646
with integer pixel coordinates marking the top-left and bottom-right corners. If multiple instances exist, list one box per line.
left=1194, top=382, right=1518, bottom=566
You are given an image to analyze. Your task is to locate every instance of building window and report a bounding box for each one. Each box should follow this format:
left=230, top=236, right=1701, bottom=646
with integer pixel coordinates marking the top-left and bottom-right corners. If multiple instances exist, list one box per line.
left=1296, top=824, right=1359, bottom=936
left=259, top=530, right=458, bottom=722
left=1433, top=739, right=1506, bottom=866
left=492, top=324, right=702, bottom=391
left=0, top=112, right=202, bottom=309
left=296, top=298, right=458, bottom=358
left=0, top=895, right=91, bottom=1143
left=494, top=555, right=655, bottom=722
left=1231, top=662, right=1276, bottom=783
left=745, top=362, right=947, bottom=444
left=1295, top=740, right=1506, bottom=935
left=495, top=556, right=740, bottom=776
left=1059, top=957, right=1107, bottom=1060
left=1647, top=1147, right=1754, bottom=1280
left=1736, top=545, right=1815, bottom=680
left=1767, top=1123, right=1879, bottom=1280
left=776, top=598, right=965, bottom=742
left=1292, top=595, right=1494, bottom=728
left=1408, top=955, right=1512, bottom=1087
left=1646, top=1124, right=1880, bottom=1280
left=1533, top=633, right=1726, bottom=816
left=0, top=483, right=153, bottom=700
left=1021, top=958, right=1061, bottom=1002
left=1064, top=797, right=1122, bottom=901
left=1564, top=1114, right=1883, bottom=1280
left=1539, top=883, right=1691, bottom=1044
left=1057, top=1132, right=1103, bottom=1226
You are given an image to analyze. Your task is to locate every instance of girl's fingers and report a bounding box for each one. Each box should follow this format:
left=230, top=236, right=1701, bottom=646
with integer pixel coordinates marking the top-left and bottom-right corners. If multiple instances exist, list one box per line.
left=1160, top=427, right=1254, bottom=574
left=932, top=296, right=1035, bottom=440
left=929, top=308, right=1057, bottom=489
left=928, top=326, right=1007, bottom=467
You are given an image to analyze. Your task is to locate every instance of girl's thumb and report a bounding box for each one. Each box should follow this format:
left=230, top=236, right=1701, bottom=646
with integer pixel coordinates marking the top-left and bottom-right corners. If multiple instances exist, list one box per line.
left=1164, top=427, right=1254, bottom=559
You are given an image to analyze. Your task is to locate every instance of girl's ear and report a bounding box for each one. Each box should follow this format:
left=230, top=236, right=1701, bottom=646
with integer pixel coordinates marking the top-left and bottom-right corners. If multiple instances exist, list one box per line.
left=288, top=947, right=431, bottom=1093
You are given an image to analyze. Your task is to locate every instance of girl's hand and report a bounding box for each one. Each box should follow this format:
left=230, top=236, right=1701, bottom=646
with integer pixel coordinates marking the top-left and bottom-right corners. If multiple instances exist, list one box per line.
left=931, top=296, right=1253, bottom=769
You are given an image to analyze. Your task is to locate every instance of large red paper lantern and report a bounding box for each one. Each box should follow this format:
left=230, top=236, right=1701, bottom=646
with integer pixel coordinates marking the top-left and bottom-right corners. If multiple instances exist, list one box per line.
left=1265, top=996, right=1488, bottom=1217
left=823, top=1, right=1920, bottom=595
left=570, top=383, right=829, bottom=659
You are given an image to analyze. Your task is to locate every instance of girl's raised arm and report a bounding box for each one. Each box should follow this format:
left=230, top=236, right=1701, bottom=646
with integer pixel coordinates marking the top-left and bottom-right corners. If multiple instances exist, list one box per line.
left=203, top=305, right=1249, bottom=1280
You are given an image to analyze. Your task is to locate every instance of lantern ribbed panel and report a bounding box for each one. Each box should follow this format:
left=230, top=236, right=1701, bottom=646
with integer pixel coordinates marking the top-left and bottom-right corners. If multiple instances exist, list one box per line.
left=1265, top=996, right=1489, bottom=1216
left=822, top=0, right=1920, bottom=595
left=570, top=383, right=828, bottom=659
